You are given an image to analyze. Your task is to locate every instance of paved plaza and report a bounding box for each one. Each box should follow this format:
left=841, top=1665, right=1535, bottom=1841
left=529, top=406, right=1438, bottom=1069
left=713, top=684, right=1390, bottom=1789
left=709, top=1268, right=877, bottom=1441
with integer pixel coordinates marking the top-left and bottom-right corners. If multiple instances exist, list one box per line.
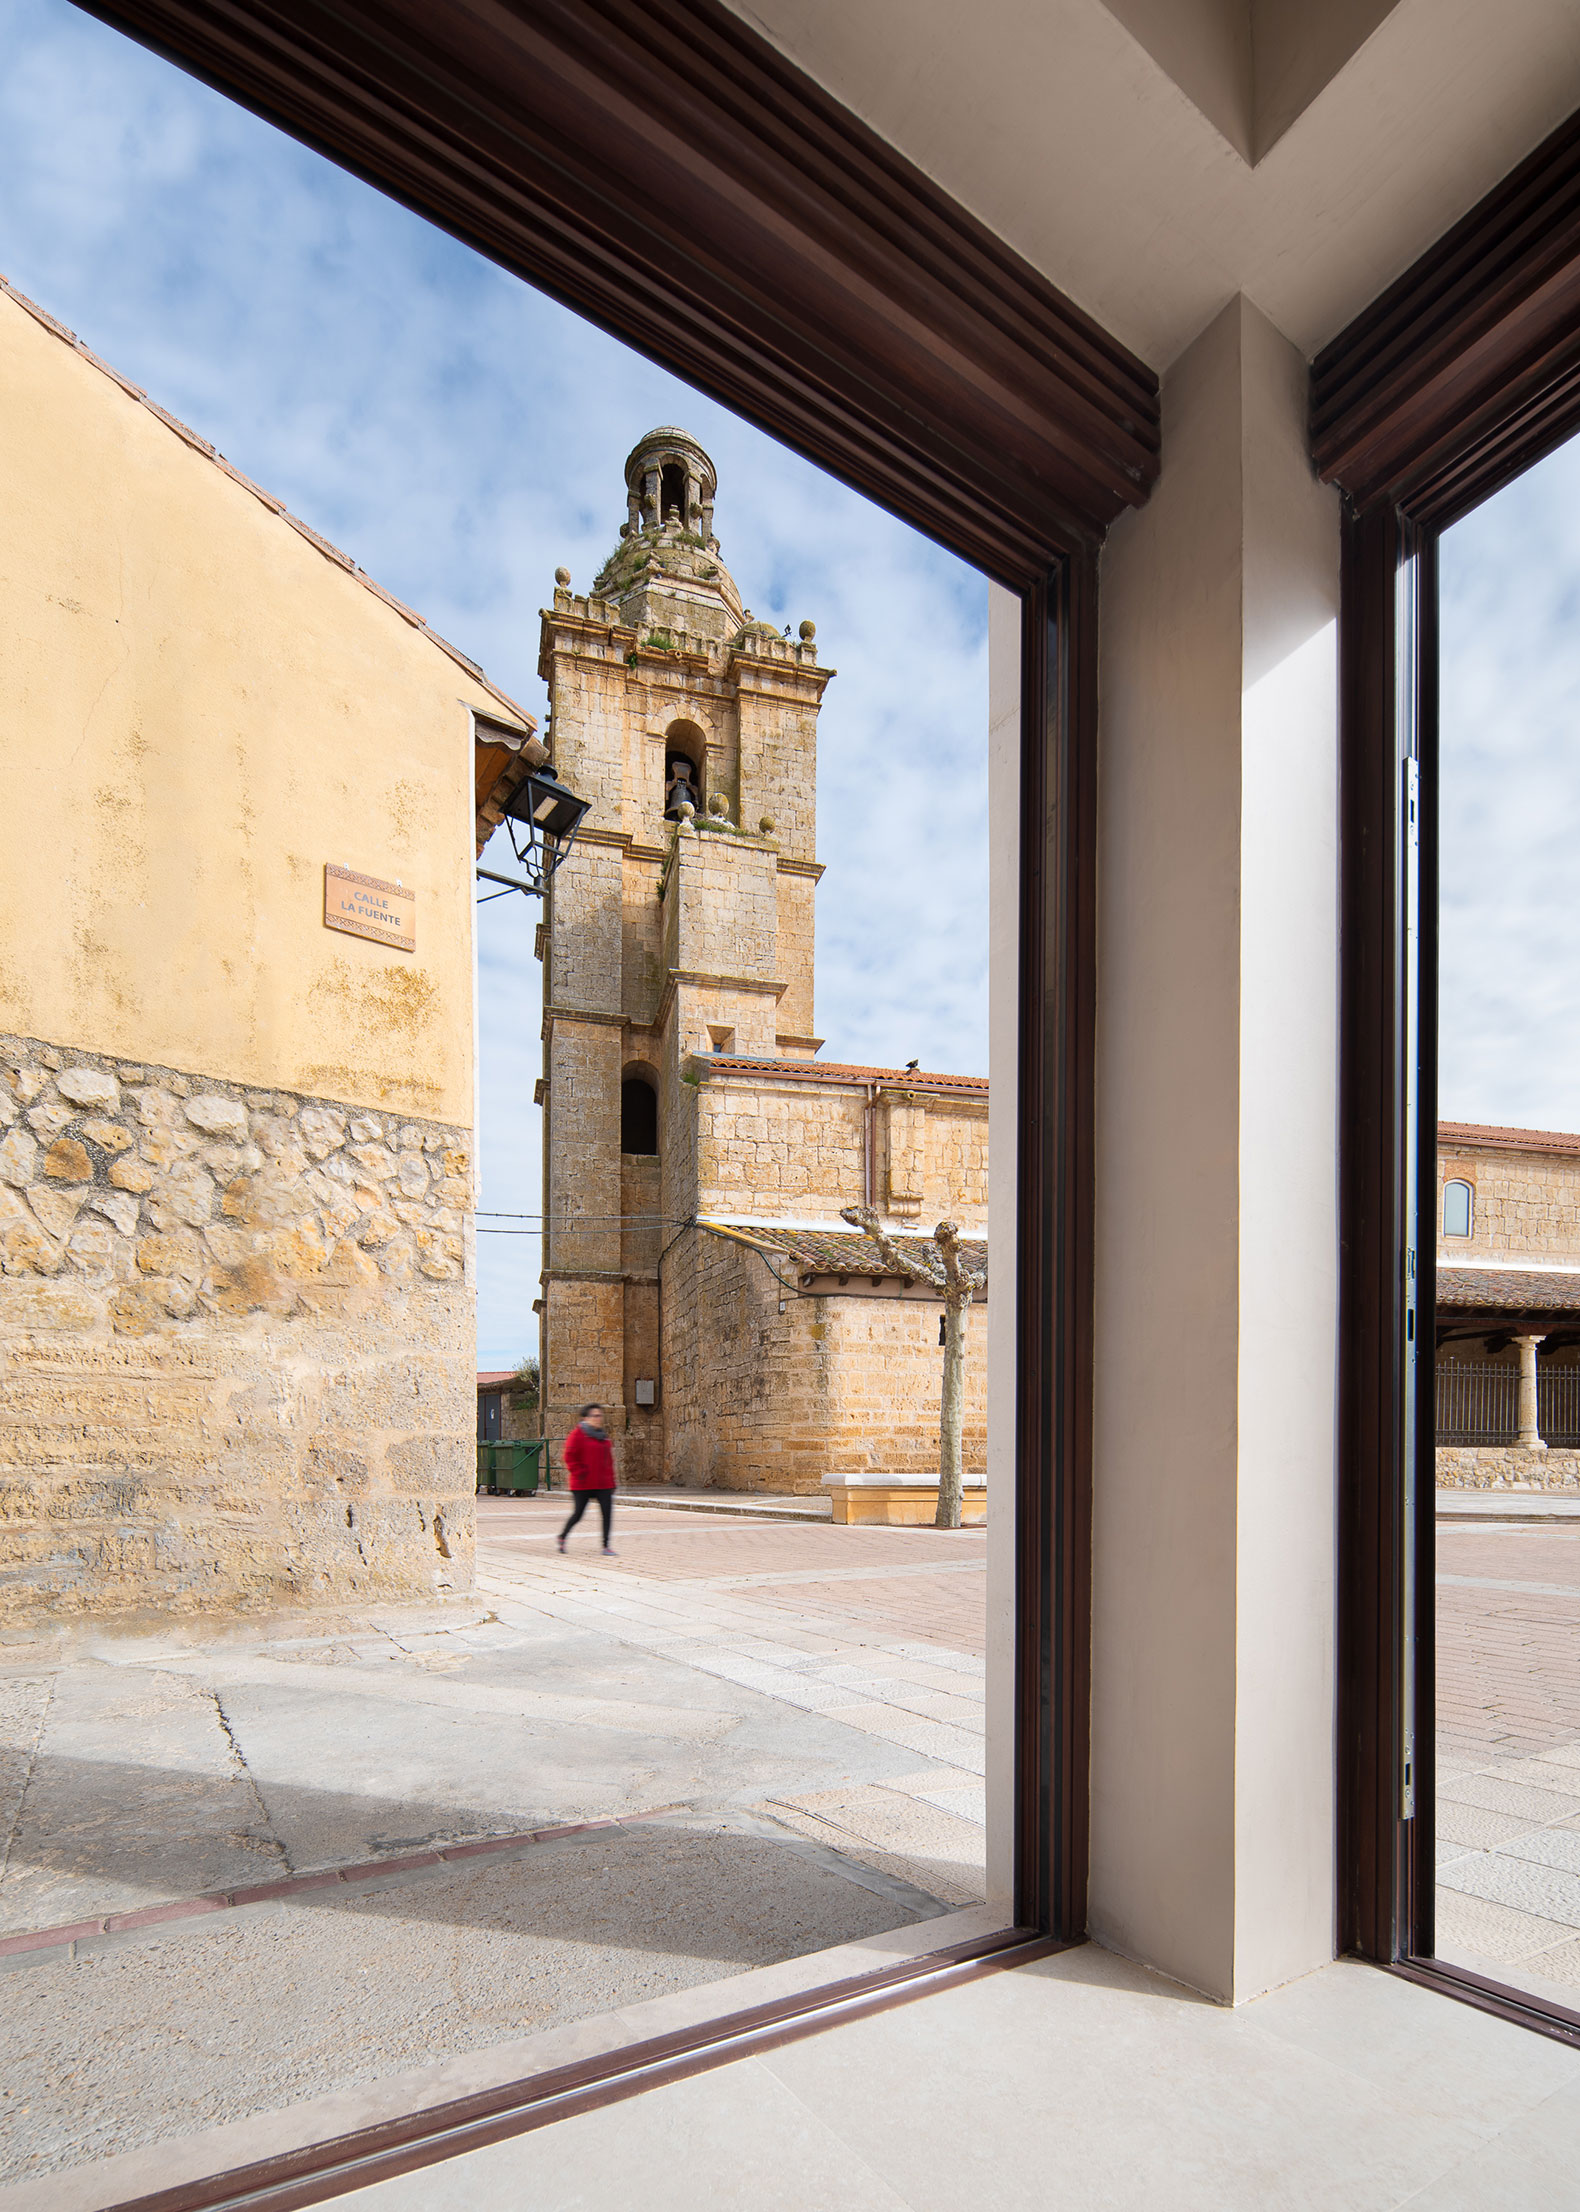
left=0, top=1499, right=988, bottom=2187
left=1435, top=1510, right=1580, bottom=2000
left=4, top=1493, right=1578, bottom=2189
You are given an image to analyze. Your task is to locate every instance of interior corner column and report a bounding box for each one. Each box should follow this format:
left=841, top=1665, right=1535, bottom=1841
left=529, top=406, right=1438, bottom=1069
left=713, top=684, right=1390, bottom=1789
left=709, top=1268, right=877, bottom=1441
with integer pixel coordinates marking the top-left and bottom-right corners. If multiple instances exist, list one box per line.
left=1091, top=294, right=1340, bottom=2002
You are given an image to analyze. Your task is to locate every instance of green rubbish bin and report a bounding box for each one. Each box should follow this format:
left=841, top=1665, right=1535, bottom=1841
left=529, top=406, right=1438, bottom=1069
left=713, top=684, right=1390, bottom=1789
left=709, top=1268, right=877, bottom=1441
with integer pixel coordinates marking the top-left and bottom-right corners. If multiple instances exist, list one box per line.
left=476, top=1439, right=548, bottom=1496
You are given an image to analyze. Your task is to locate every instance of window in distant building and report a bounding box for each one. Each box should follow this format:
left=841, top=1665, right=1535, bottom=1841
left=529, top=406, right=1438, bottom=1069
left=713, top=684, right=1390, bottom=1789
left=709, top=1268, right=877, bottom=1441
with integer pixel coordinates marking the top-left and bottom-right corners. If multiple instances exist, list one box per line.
left=1443, top=1178, right=1473, bottom=1238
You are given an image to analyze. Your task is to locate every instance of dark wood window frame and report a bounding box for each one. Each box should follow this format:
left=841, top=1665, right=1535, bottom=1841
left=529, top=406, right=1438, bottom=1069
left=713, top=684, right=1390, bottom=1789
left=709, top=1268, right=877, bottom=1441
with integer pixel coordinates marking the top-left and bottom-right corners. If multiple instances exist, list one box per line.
left=62, top=2, right=1161, bottom=2202
left=1315, top=102, right=1580, bottom=2052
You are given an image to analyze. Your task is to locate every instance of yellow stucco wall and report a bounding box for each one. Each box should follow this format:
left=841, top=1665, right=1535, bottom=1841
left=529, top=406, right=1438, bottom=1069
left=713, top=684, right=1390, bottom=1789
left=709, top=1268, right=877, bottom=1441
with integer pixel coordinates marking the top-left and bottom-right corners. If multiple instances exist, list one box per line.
left=0, top=286, right=496, bottom=1121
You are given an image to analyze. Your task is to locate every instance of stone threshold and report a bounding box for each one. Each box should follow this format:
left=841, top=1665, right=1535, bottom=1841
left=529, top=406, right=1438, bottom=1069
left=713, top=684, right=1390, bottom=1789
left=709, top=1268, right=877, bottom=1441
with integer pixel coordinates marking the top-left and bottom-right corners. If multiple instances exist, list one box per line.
left=616, top=1486, right=832, bottom=1520
left=0, top=1806, right=689, bottom=1971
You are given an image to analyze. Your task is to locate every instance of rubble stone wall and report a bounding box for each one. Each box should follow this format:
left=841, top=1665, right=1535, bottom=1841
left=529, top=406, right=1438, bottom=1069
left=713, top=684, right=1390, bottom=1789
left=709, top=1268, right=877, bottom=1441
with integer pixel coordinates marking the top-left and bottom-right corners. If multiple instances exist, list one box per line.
left=1436, top=1445, right=1580, bottom=1490
left=0, top=1032, right=475, bottom=1622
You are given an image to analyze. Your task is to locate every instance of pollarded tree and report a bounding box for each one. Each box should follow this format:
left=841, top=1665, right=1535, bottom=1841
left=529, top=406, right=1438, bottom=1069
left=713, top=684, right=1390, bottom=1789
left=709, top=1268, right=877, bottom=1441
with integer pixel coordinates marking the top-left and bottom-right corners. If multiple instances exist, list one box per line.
left=840, top=1205, right=986, bottom=1529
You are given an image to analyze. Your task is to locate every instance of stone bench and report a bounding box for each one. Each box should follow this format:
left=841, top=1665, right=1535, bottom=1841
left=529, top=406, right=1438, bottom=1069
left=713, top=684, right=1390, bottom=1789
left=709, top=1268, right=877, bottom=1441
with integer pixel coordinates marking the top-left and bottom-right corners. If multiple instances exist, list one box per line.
left=820, top=1471, right=987, bottom=1526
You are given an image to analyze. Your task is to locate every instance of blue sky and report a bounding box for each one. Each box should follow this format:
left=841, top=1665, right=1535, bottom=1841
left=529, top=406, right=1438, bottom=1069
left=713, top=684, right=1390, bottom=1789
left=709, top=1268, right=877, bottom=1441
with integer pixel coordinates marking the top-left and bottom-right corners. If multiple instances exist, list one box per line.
left=0, top=0, right=989, bottom=1366
left=1440, top=444, right=1580, bottom=1136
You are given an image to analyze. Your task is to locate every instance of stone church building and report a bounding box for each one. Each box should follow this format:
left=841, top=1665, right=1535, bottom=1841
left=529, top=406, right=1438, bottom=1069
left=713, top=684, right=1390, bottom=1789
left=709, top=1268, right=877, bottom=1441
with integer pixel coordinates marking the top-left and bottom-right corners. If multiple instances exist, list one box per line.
left=537, top=429, right=988, bottom=1498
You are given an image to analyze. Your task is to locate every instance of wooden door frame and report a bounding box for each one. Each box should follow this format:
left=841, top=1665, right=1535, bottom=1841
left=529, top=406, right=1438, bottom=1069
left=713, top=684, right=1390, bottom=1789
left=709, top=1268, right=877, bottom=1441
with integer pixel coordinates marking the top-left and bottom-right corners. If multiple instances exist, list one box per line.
left=61, top=1, right=1160, bottom=2199
left=1315, top=100, right=1580, bottom=2050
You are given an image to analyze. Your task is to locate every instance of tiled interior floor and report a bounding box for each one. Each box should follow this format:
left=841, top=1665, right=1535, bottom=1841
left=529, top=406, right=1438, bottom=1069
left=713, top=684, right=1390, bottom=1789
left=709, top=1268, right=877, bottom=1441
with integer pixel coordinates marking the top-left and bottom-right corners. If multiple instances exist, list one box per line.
left=325, top=1946, right=1580, bottom=2212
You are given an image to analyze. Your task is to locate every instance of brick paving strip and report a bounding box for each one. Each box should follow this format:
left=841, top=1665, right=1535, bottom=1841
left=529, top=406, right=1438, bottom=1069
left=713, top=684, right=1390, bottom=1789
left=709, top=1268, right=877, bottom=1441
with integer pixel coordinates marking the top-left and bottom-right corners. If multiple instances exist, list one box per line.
left=0, top=1807, right=690, bottom=1968
left=1435, top=1522, right=1580, bottom=1999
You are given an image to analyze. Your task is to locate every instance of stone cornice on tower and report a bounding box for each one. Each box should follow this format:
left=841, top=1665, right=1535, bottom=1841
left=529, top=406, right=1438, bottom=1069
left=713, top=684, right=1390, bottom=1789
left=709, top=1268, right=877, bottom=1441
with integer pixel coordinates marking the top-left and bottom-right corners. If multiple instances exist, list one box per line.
left=537, top=588, right=830, bottom=697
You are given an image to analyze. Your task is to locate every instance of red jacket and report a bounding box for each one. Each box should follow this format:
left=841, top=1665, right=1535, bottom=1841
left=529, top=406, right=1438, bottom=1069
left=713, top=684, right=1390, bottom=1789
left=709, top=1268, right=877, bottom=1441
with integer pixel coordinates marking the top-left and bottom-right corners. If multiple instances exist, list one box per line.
left=562, top=1422, right=616, bottom=1491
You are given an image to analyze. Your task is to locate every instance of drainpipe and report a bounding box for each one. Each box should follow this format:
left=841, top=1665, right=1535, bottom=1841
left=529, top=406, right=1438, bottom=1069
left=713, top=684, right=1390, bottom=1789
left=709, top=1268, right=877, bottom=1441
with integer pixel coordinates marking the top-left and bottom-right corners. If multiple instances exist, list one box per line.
left=863, top=1082, right=877, bottom=1209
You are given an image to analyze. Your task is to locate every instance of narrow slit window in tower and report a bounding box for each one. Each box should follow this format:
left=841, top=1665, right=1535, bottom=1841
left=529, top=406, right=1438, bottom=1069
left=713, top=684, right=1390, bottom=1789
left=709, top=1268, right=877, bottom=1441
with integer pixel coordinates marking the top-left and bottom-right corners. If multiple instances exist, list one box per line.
left=621, top=1076, right=658, bottom=1156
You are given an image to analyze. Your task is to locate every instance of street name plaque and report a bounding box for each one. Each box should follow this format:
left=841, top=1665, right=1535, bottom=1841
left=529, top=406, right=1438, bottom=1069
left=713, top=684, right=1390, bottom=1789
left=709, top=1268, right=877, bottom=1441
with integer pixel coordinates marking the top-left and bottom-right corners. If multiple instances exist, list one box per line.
left=323, top=863, right=415, bottom=952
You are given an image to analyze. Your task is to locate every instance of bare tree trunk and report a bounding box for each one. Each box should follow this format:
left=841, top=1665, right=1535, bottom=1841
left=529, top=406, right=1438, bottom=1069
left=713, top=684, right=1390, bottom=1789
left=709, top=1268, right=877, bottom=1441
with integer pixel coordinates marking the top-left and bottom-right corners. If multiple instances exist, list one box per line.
left=840, top=1204, right=983, bottom=1535
left=937, top=1294, right=966, bottom=1528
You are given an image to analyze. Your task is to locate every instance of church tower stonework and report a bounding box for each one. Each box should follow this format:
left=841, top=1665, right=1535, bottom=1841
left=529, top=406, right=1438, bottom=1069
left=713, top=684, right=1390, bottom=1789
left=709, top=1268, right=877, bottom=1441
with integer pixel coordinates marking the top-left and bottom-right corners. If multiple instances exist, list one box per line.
left=537, top=429, right=830, bottom=1479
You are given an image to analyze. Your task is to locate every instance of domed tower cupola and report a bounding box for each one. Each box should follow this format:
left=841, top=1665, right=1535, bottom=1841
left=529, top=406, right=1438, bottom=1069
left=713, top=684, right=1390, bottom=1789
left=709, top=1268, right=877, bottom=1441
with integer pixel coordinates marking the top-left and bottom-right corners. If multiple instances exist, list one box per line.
left=625, top=426, right=717, bottom=545
left=592, top=426, right=744, bottom=645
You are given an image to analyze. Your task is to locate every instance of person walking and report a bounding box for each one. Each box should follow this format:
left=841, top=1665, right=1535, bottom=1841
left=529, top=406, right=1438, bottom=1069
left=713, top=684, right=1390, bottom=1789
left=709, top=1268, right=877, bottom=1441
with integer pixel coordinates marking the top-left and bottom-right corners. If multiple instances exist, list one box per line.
left=557, top=1403, right=617, bottom=1555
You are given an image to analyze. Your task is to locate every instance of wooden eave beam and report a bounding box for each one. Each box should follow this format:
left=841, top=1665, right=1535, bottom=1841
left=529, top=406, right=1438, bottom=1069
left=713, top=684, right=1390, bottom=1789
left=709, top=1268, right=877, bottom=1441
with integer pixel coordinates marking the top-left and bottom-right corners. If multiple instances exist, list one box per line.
left=1312, top=106, right=1580, bottom=524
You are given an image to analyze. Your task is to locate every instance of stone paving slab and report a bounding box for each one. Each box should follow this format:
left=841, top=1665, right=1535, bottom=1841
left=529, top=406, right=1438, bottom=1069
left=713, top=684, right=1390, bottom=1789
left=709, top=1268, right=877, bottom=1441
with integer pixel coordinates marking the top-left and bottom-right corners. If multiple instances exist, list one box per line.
left=0, top=1499, right=990, bottom=2188
left=0, top=1503, right=988, bottom=1938
left=0, top=1816, right=940, bottom=2191
left=1436, top=1519, right=1580, bottom=2001
left=618, top=1485, right=833, bottom=1520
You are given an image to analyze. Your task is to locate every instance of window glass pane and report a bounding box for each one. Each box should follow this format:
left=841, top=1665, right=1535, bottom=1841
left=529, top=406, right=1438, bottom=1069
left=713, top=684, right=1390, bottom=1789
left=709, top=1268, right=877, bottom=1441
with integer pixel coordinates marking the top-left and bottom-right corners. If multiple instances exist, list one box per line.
left=1435, top=431, right=1580, bottom=2008
left=0, top=0, right=1000, bottom=2180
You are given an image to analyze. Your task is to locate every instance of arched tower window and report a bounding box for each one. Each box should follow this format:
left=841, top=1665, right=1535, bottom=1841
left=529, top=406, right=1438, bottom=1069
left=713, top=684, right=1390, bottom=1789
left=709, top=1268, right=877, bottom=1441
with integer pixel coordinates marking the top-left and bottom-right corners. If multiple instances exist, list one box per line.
left=663, top=720, right=706, bottom=819
left=621, top=1073, right=659, bottom=1156
left=1442, top=1178, right=1473, bottom=1238
left=660, top=461, right=687, bottom=524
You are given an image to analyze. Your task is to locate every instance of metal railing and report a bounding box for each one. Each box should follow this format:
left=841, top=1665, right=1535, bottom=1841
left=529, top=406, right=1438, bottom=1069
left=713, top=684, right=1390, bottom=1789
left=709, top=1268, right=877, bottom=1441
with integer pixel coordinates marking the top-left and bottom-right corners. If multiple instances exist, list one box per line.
left=1435, top=1358, right=1580, bottom=1445
left=1435, top=1360, right=1516, bottom=1444
left=1540, top=1366, right=1580, bottom=1446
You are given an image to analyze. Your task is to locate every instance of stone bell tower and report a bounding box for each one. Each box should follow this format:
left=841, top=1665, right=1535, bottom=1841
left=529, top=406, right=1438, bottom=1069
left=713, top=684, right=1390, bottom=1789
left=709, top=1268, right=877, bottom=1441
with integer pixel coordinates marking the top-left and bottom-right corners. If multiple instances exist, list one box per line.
left=536, top=428, right=831, bottom=1479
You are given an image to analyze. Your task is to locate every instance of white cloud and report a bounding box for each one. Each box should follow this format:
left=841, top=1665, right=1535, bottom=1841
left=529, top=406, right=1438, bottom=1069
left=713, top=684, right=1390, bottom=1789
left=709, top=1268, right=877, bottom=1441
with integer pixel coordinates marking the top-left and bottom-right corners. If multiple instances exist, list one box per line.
left=1440, top=441, right=1580, bottom=1135
left=0, top=0, right=988, bottom=1367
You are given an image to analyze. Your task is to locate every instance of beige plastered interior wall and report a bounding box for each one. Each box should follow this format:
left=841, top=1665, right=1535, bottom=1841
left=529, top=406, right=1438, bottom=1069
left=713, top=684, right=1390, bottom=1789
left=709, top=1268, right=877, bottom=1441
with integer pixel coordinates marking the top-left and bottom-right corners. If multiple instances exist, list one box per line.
left=0, top=290, right=493, bottom=1123
left=1091, top=293, right=1338, bottom=2004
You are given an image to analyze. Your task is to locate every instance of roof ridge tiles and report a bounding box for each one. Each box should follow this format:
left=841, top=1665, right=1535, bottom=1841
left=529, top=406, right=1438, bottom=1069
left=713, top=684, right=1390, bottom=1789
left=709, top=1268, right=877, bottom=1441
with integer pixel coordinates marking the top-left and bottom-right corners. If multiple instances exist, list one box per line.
left=0, top=272, right=534, bottom=732
left=704, top=1054, right=987, bottom=1089
left=1439, top=1119, right=1580, bottom=1153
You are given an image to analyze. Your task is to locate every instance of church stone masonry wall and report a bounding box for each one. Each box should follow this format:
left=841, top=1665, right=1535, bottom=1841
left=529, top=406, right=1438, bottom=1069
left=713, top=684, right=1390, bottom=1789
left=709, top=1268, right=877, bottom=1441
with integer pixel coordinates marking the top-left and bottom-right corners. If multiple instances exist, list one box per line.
left=691, top=1074, right=989, bottom=1228
left=0, top=1032, right=474, bottom=1621
left=665, top=1231, right=987, bottom=1495
left=1437, top=1142, right=1580, bottom=1265
left=774, top=873, right=820, bottom=1046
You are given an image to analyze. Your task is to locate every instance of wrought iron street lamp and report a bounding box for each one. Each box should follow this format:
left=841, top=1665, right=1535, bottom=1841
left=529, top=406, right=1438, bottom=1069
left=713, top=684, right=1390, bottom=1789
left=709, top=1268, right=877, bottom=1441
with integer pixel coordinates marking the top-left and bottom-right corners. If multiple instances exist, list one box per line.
left=476, top=764, right=591, bottom=901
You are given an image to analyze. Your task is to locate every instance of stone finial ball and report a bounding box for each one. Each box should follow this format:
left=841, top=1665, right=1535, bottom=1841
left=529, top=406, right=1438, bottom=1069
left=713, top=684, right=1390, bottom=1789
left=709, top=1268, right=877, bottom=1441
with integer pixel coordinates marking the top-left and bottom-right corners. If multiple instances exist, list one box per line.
left=555, top=566, right=571, bottom=586
left=677, top=799, right=696, bottom=821
left=799, top=619, right=816, bottom=641
left=759, top=815, right=776, bottom=835
left=709, top=793, right=731, bottom=819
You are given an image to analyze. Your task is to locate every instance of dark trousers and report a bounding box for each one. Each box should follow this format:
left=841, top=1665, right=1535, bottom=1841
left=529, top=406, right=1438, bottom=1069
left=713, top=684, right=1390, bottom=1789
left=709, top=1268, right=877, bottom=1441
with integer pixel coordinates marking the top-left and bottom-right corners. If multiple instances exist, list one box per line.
left=560, top=1488, right=613, bottom=1545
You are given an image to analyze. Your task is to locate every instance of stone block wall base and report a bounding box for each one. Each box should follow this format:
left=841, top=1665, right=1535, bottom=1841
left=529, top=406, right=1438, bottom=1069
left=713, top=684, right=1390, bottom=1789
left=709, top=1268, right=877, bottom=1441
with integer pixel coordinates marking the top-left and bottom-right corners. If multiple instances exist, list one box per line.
left=1436, top=1445, right=1580, bottom=1491
left=828, top=1483, right=987, bottom=1526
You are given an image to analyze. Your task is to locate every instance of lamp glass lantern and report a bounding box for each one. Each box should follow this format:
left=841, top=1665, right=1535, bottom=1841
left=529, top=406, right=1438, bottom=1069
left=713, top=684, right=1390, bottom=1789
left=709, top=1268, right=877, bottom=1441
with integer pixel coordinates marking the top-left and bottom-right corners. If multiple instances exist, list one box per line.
left=476, top=764, right=591, bottom=901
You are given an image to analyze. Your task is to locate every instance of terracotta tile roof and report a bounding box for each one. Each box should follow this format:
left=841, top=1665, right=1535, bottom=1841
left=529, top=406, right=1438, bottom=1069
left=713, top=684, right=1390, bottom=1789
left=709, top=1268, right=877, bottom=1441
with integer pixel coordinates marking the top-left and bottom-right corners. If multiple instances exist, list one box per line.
left=703, top=1056, right=987, bottom=1095
left=0, top=274, right=534, bottom=732
left=476, top=1370, right=518, bottom=1390
left=1439, top=1121, right=1580, bottom=1158
left=718, top=1223, right=988, bottom=1287
left=1437, top=1268, right=1580, bottom=1313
